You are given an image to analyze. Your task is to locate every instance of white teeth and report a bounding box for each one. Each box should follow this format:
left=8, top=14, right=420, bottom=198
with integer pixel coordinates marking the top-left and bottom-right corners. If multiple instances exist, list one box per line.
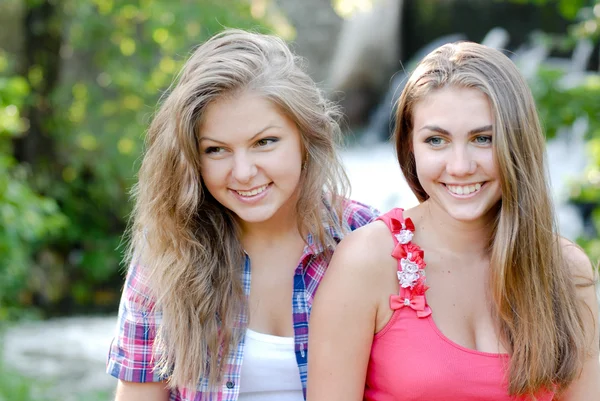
left=235, top=184, right=268, bottom=197
left=447, top=183, right=483, bottom=195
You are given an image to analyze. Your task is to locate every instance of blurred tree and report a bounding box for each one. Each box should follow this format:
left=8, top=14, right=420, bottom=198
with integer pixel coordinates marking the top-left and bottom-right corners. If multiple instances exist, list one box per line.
left=516, top=0, right=600, bottom=263
left=510, top=0, right=597, bottom=30
left=49, top=0, right=270, bottom=315
left=13, top=0, right=62, bottom=170
left=0, top=0, right=272, bottom=318
left=0, top=48, right=67, bottom=321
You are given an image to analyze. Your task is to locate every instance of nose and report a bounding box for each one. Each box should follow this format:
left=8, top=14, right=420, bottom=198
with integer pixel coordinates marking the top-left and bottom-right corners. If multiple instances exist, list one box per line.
left=446, top=146, right=476, bottom=176
left=231, top=151, right=257, bottom=183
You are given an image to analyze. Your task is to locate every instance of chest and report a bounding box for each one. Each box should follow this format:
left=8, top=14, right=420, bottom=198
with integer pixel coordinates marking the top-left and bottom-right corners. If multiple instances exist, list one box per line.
left=422, top=252, right=507, bottom=354
left=246, top=245, right=306, bottom=337
left=365, top=309, right=554, bottom=401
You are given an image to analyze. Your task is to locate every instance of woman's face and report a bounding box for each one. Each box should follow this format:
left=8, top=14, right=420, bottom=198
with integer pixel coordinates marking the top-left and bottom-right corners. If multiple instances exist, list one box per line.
left=199, top=91, right=304, bottom=228
left=411, top=86, right=502, bottom=224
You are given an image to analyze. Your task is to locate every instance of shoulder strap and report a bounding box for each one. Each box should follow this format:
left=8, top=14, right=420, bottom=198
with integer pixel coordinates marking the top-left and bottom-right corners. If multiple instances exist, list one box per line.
left=380, top=209, right=431, bottom=317
left=375, top=208, right=405, bottom=247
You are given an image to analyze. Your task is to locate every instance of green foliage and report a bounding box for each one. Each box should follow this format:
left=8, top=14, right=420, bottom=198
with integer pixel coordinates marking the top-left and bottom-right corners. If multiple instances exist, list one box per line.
left=506, top=0, right=600, bottom=40
left=0, top=1, right=270, bottom=318
left=0, top=50, right=68, bottom=320
left=568, top=0, right=600, bottom=40
left=561, top=0, right=600, bottom=264
left=531, top=67, right=600, bottom=140
left=2, top=0, right=270, bottom=316
left=0, top=366, right=41, bottom=401
left=569, top=134, right=600, bottom=263
left=0, top=355, right=52, bottom=401
left=524, top=0, right=600, bottom=264
left=508, top=0, right=594, bottom=21
left=575, top=208, right=600, bottom=263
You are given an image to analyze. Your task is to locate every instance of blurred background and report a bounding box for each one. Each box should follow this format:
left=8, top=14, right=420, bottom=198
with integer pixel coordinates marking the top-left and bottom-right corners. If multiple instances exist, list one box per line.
left=0, top=0, right=598, bottom=399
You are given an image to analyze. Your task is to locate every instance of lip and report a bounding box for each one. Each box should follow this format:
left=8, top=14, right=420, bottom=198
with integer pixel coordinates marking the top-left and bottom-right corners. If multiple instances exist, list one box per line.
left=232, top=183, right=270, bottom=194
left=230, top=183, right=272, bottom=203
left=443, top=182, right=486, bottom=198
left=444, top=182, right=484, bottom=186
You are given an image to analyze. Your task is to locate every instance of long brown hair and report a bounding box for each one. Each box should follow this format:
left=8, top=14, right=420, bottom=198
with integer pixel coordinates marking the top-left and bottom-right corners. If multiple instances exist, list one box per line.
left=394, top=42, right=587, bottom=396
left=126, top=29, right=349, bottom=391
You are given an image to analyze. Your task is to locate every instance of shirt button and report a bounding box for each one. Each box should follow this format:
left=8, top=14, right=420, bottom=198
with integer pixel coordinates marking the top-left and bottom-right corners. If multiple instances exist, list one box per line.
left=226, top=381, right=234, bottom=389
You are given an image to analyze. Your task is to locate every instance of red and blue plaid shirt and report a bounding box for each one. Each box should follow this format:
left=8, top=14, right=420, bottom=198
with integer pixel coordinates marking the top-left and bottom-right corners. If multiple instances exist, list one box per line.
left=107, top=199, right=378, bottom=401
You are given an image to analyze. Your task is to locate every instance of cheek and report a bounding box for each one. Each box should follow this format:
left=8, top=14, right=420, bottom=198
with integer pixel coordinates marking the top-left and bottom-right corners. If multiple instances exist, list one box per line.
left=269, top=157, right=302, bottom=188
left=200, top=161, right=227, bottom=189
left=488, top=152, right=499, bottom=177
left=413, top=147, right=442, bottom=180
left=271, top=145, right=303, bottom=175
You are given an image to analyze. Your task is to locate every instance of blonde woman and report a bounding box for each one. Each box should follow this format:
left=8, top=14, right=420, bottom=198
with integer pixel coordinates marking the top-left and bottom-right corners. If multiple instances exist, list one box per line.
left=307, top=42, right=600, bottom=400
left=106, top=29, right=378, bottom=401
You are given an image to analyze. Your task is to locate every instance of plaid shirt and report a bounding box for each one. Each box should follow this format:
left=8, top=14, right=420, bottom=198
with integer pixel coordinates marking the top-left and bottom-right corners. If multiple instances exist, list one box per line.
left=107, top=199, right=378, bottom=401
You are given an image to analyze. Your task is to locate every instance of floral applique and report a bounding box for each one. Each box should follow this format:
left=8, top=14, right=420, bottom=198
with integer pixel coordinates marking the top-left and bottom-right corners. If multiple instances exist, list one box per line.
left=388, top=211, right=431, bottom=318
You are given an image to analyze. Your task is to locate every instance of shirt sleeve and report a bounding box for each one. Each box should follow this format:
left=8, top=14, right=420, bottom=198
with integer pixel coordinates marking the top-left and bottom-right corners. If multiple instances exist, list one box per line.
left=343, top=198, right=381, bottom=231
left=106, top=258, right=165, bottom=383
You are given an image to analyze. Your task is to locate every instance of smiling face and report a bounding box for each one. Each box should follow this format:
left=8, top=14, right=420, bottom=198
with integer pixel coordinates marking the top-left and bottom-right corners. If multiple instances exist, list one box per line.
left=411, top=86, right=502, bottom=224
left=199, top=91, right=304, bottom=229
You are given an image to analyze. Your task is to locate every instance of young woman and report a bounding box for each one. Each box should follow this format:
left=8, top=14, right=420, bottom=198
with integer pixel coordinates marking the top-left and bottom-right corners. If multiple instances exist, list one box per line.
left=106, top=29, right=378, bottom=401
left=307, top=42, right=600, bottom=400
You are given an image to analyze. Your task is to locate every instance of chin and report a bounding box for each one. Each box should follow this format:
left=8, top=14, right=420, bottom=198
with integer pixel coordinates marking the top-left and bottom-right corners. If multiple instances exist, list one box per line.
left=233, top=207, right=279, bottom=224
left=234, top=212, right=273, bottom=224
left=446, top=205, right=499, bottom=224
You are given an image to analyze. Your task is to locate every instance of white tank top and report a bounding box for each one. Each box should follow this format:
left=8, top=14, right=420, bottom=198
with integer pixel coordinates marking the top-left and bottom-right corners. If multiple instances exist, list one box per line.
left=238, top=329, right=303, bottom=401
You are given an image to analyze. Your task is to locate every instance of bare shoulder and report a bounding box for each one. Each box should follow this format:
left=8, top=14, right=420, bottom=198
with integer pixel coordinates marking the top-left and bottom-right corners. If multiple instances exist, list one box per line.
left=324, top=220, right=397, bottom=292
left=557, top=241, right=600, bottom=399
left=334, top=220, right=395, bottom=268
left=559, top=237, right=596, bottom=284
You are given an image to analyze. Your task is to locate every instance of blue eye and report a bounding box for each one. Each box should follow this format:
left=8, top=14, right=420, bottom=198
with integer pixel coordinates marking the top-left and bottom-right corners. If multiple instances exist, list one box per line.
left=425, top=136, right=446, bottom=147
left=474, top=135, right=492, bottom=145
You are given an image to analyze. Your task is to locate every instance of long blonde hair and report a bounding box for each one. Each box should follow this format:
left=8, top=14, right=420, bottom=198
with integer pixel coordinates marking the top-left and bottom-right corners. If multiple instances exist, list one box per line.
left=394, top=42, right=587, bottom=396
left=126, top=29, right=349, bottom=391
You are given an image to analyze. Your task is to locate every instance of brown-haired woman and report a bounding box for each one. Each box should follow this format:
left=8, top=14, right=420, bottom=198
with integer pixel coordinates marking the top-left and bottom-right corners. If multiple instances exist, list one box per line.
left=106, top=29, right=378, bottom=401
left=307, top=41, right=599, bottom=400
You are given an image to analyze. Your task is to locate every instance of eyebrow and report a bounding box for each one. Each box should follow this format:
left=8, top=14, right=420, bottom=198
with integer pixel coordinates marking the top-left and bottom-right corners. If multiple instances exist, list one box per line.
left=418, top=124, right=493, bottom=136
left=199, top=125, right=279, bottom=144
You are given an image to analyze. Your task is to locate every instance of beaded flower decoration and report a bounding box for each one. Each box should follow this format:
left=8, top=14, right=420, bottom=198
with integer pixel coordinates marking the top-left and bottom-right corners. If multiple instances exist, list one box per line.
left=388, top=212, right=431, bottom=318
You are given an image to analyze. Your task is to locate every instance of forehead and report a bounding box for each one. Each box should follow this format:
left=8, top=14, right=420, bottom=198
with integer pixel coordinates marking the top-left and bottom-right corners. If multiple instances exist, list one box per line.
left=199, top=91, right=294, bottom=140
left=412, top=86, right=493, bottom=133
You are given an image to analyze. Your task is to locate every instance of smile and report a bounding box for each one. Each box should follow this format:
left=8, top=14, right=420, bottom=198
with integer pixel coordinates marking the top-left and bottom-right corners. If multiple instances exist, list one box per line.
left=234, top=183, right=270, bottom=197
left=445, top=182, right=483, bottom=196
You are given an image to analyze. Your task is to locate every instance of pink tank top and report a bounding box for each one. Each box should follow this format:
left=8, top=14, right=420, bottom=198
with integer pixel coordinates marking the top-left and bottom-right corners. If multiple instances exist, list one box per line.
left=364, top=208, right=555, bottom=401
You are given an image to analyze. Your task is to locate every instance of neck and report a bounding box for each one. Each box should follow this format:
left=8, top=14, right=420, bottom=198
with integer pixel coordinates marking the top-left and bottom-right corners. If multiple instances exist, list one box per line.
left=416, top=200, right=498, bottom=257
left=239, top=202, right=302, bottom=250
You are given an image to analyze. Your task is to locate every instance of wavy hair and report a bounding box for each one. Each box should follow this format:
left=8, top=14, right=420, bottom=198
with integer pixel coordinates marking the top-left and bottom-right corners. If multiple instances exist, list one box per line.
left=125, top=29, right=349, bottom=391
left=393, top=42, right=587, bottom=396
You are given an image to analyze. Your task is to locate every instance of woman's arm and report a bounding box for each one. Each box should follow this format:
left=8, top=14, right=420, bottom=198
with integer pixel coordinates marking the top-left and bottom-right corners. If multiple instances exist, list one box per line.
left=560, top=242, right=600, bottom=400
left=107, top=259, right=171, bottom=397
left=307, top=223, right=393, bottom=401
left=115, top=380, right=170, bottom=401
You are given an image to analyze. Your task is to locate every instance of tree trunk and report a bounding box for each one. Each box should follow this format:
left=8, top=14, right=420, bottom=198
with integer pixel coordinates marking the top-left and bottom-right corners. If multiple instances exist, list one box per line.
left=13, top=0, right=63, bottom=171
left=274, top=0, right=342, bottom=82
